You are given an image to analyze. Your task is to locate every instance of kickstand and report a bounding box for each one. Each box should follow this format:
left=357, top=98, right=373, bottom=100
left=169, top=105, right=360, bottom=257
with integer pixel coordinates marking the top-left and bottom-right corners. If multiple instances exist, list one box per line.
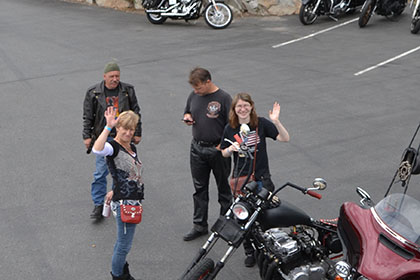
left=328, top=15, right=339, bottom=21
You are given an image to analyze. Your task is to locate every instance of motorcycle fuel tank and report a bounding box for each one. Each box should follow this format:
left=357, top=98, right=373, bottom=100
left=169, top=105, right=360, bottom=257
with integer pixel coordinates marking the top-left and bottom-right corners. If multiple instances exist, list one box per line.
left=258, top=200, right=312, bottom=231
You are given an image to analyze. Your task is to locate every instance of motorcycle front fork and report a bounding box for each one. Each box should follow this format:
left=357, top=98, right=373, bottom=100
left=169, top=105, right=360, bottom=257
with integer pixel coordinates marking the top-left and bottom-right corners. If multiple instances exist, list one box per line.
left=312, top=0, right=323, bottom=14
left=180, top=198, right=241, bottom=279
left=183, top=196, right=262, bottom=279
left=180, top=231, right=238, bottom=279
left=208, top=0, right=220, bottom=12
left=412, top=0, right=420, bottom=19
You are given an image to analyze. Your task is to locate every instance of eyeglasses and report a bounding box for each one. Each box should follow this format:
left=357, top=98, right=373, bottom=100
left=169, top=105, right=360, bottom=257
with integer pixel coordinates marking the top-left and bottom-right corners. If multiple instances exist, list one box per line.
left=235, top=104, right=251, bottom=109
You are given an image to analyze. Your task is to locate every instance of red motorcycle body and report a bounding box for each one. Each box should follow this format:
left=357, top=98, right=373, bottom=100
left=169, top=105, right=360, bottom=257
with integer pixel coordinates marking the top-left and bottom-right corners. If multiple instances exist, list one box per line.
left=338, top=199, right=420, bottom=280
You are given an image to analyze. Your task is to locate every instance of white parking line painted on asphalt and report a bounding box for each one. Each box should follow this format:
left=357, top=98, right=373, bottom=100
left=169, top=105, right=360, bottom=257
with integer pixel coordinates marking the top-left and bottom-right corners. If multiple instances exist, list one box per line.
left=272, top=18, right=358, bottom=48
left=354, top=45, right=420, bottom=76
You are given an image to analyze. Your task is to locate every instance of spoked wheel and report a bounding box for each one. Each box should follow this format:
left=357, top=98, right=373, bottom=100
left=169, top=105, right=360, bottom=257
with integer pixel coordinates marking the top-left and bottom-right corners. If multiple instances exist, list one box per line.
left=182, top=258, right=214, bottom=280
left=204, top=2, right=233, bottom=29
left=299, top=2, right=319, bottom=25
left=358, top=0, right=375, bottom=27
left=146, top=12, right=168, bottom=24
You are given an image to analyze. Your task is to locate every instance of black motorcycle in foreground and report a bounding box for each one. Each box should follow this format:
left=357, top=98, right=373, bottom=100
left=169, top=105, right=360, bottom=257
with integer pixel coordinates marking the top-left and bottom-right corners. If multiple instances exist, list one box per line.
left=410, top=0, right=420, bottom=33
left=299, top=0, right=365, bottom=25
left=179, top=135, right=342, bottom=279
left=358, top=0, right=407, bottom=27
left=179, top=178, right=343, bottom=280
left=142, top=0, right=232, bottom=29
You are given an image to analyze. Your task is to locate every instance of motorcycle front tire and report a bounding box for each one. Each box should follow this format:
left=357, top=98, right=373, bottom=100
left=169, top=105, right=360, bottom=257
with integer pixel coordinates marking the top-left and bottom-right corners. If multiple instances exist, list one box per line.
left=204, top=2, right=233, bottom=29
left=411, top=15, right=420, bottom=33
left=182, top=258, right=214, bottom=280
left=358, top=0, right=374, bottom=27
left=146, top=12, right=168, bottom=24
left=299, top=2, right=319, bottom=25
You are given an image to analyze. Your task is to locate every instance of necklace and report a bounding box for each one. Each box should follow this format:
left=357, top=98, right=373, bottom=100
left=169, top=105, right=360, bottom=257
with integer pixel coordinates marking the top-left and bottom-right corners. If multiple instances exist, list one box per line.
left=115, top=139, right=134, bottom=155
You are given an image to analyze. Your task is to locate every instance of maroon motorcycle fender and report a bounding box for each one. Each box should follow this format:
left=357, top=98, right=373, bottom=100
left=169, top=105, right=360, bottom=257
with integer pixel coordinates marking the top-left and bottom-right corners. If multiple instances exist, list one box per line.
left=339, top=202, right=420, bottom=280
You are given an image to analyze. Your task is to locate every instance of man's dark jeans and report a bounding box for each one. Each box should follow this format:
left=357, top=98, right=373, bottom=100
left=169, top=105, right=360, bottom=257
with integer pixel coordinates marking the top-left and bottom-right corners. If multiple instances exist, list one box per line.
left=190, top=140, right=232, bottom=231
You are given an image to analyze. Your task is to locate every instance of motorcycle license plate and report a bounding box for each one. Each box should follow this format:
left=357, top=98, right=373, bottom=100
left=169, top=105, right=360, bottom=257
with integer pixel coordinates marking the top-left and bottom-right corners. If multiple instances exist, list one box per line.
left=211, top=216, right=246, bottom=247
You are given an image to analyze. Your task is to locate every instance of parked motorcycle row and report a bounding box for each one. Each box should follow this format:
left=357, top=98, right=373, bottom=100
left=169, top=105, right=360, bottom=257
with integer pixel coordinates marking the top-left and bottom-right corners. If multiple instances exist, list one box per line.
left=299, top=0, right=364, bottom=25
left=178, top=123, right=420, bottom=280
left=139, top=0, right=420, bottom=33
left=299, top=0, right=420, bottom=34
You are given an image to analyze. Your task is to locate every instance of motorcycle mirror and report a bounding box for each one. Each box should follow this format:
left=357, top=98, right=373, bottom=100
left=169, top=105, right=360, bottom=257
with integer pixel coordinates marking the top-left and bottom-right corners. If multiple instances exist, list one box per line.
left=356, top=187, right=373, bottom=206
left=312, top=178, right=327, bottom=190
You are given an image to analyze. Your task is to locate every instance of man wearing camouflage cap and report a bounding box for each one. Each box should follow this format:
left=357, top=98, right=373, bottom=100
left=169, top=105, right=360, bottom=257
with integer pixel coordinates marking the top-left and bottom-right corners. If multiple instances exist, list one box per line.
left=82, top=62, right=142, bottom=219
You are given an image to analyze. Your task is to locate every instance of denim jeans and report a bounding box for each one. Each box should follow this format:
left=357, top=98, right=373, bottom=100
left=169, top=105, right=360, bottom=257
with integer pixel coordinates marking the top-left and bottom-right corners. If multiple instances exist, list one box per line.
left=91, top=154, right=109, bottom=205
left=111, top=204, right=137, bottom=277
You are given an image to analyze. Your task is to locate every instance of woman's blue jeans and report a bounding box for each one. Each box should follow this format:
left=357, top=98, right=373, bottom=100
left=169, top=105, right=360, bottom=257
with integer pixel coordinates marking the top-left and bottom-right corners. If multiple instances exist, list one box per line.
left=112, top=204, right=137, bottom=277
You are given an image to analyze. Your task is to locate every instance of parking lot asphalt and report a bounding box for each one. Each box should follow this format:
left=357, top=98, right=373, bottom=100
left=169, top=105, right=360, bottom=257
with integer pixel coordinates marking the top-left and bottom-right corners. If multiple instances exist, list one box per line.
left=1, top=0, right=420, bottom=279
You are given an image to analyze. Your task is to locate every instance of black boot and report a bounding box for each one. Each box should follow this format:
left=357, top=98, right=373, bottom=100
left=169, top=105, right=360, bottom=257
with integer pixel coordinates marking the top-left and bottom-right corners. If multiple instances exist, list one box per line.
left=111, top=272, right=133, bottom=280
left=110, top=263, right=136, bottom=280
left=90, top=204, right=103, bottom=219
left=123, top=262, right=135, bottom=280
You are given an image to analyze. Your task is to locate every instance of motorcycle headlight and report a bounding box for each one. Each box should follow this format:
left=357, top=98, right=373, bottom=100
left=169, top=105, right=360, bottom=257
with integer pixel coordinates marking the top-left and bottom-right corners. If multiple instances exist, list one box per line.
left=232, top=203, right=249, bottom=220
left=335, top=261, right=351, bottom=278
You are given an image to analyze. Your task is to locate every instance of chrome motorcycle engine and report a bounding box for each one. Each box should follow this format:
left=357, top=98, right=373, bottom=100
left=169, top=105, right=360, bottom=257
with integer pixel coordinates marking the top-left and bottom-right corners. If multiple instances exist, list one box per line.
left=259, top=227, right=332, bottom=280
left=263, top=228, right=300, bottom=259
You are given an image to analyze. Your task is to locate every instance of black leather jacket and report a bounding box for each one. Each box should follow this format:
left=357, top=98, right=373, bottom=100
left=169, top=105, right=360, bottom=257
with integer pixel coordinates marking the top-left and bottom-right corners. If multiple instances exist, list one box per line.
left=82, top=81, right=142, bottom=140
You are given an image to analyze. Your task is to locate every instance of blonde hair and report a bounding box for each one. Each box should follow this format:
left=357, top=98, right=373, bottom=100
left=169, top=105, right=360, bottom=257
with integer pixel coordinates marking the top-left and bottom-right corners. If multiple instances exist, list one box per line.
left=116, top=110, right=139, bottom=130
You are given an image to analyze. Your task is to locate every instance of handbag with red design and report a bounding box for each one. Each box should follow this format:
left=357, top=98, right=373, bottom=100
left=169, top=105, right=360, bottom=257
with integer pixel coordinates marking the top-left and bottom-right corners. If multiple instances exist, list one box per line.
left=120, top=202, right=143, bottom=224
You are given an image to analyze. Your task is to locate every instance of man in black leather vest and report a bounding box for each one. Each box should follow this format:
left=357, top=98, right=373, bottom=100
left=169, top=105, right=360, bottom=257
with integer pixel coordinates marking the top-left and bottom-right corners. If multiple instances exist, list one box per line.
left=82, top=62, right=142, bottom=219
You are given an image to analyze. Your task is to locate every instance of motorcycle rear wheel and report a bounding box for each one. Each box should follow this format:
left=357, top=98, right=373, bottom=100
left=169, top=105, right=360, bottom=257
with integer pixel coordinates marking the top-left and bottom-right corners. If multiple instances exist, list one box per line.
left=358, top=0, right=374, bottom=27
left=204, top=2, right=233, bottom=29
left=146, top=12, right=168, bottom=24
left=182, top=258, right=214, bottom=280
left=299, top=2, right=319, bottom=25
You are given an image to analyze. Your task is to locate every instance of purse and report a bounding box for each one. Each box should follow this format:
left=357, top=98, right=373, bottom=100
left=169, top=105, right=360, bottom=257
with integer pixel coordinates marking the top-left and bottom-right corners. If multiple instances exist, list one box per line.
left=120, top=202, right=143, bottom=224
left=229, top=174, right=255, bottom=197
left=229, top=127, right=258, bottom=197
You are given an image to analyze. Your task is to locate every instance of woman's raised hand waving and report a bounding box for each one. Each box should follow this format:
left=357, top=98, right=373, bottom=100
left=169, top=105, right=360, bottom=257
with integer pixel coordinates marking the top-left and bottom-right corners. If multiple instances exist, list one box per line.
left=269, top=102, right=281, bottom=122
left=105, top=106, right=118, bottom=128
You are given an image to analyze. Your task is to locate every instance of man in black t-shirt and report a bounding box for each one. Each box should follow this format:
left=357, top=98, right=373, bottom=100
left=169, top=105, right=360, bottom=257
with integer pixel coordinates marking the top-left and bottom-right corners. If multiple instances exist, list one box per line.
left=182, top=67, right=232, bottom=241
left=82, top=62, right=142, bottom=219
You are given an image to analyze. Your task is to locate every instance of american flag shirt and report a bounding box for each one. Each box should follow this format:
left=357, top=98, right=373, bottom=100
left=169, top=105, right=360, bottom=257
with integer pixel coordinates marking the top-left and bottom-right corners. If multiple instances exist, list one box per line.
left=221, top=117, right=279, bottom=180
